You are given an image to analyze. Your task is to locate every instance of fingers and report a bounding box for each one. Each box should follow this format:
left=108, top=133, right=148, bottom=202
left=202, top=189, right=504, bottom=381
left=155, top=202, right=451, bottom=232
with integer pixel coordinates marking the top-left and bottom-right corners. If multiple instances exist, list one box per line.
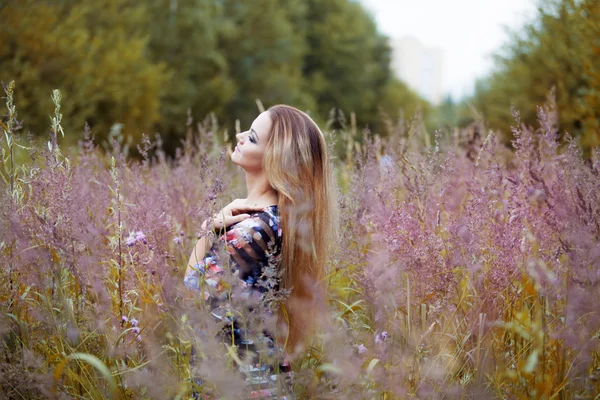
left=229, top=213, right=251, bottom=224
left=231, top=205, right=268, bottom=215
left=210, top=203, right=268, bottom=229
left=210, top=213, right=251, bottom=231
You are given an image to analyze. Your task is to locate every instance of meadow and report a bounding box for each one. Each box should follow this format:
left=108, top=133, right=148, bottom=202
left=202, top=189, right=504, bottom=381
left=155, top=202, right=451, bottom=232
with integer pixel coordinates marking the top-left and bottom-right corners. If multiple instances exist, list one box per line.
left=1, top=82, right=599, bottom=399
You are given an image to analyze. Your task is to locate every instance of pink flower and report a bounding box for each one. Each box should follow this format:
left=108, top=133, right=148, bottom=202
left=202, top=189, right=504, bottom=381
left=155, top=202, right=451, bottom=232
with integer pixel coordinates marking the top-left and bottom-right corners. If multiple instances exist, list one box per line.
left=121, top=315, right=128, bottom=323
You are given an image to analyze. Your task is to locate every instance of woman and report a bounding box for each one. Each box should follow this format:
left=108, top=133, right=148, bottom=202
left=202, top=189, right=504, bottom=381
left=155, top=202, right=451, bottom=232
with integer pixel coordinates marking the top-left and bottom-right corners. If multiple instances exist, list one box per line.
left=184, top=105, right=338, bottom=399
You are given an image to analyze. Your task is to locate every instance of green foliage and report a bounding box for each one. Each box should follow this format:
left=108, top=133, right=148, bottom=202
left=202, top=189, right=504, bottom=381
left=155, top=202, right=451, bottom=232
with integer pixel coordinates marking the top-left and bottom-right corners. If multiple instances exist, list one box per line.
left=380, top=78, right=430, bottom=126
left=0, top=0, right=169, bottom=145
left=471, top=0, right=600, bottom=153
left=144, top=0, right=234, bottom=146
left=301, top=0, right=394, bottom=129
left=217, top=0, right=313, bottom=130
left=0, top=0, right=426, bottom=149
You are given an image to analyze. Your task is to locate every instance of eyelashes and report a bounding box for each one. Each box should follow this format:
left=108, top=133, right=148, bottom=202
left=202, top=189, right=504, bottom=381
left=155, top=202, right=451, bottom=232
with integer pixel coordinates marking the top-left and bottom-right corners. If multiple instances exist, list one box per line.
left=247, top=130, right=256, bottom=143
left=243, top=128, right=256, bottom=144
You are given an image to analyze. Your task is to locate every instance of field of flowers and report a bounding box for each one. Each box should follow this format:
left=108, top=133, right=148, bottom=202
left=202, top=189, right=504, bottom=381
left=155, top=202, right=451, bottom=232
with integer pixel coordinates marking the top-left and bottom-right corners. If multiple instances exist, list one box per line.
left=1, top=82, right=599, bottom=399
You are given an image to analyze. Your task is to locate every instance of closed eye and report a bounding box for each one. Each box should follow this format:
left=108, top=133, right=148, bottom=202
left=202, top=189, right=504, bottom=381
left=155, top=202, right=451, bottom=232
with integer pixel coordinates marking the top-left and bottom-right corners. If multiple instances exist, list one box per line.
left=250, top=128, right=259, bottom=143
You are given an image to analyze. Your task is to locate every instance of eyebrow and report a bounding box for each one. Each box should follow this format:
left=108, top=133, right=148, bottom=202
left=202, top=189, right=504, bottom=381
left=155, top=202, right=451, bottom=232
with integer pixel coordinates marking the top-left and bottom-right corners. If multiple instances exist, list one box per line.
left=250, top=128, right=259, bottom=143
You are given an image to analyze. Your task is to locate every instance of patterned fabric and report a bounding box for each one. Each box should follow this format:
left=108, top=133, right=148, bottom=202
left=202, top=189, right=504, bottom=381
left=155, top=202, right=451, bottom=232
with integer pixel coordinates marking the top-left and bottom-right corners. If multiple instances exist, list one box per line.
left=185, top=205, right=294, bottom=399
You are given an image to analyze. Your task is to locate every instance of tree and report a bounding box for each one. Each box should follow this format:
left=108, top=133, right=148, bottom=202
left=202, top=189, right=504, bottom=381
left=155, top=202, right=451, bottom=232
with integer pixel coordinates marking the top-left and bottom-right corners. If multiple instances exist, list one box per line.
left=1, top=0, right=428, bottom=150
left=216, top=0, right=313, bottom=131
left=0, top=0, right=169, bottom=144
left=472, top=0, right=600, bottom=153
left=381, top=78, right=430, bottom=129
left=301, top=0, right=393, bottom=130
left=144, top=0, right=235, bottom=148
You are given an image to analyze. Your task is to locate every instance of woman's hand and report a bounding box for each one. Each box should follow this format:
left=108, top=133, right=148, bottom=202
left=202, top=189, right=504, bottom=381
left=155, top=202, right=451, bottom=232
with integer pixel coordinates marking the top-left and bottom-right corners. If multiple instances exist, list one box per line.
left=202, top=199, right=266, bottom=231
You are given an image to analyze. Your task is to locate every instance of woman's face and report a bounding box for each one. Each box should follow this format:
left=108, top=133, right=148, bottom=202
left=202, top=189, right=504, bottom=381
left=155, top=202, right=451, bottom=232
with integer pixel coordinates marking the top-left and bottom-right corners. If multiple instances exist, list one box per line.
left=231, top=111, right=273, bottom=172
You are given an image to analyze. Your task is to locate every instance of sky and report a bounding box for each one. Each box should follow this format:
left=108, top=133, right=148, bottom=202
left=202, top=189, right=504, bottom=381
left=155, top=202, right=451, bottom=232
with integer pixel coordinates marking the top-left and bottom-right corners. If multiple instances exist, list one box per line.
left=361, top=0, right=538, bottom=100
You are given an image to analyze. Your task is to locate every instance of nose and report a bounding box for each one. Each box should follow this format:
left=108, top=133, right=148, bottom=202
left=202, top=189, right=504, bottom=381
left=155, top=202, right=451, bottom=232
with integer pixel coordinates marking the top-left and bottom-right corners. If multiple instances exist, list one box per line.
left=236, top=131, right=247, bottom=144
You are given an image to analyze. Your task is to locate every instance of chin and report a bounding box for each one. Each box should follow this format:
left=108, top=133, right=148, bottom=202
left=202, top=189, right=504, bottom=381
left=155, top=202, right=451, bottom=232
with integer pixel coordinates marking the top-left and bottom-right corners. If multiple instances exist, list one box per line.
left=231, top=156, right=245, bottom=170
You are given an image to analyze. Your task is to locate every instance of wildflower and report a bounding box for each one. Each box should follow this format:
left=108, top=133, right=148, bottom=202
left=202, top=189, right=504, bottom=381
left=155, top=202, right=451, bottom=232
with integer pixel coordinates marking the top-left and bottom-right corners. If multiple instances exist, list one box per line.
left=121, top=315, right=128, bottom=323
left=355, top=343, right=368, bottom=354
left=126, top=230, right=148, bottom=246
left=135, top=231, right=147, bottom=244
left=130, top=318, right=138, bottom=327
left=375, top=331, right=389, bottom=344
left=126, top=232, right=137, bottom=247
left=132, top=326, right=140, bottom=334
left=135, top=335, right=142, bottom=342
left=173, top=236, right=183, bottom=245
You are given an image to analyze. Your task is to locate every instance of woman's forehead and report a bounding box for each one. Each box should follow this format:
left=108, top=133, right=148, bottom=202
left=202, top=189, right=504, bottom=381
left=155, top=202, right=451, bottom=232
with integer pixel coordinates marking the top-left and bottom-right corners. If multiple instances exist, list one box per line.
left=252, top=111, right=273, bottom=141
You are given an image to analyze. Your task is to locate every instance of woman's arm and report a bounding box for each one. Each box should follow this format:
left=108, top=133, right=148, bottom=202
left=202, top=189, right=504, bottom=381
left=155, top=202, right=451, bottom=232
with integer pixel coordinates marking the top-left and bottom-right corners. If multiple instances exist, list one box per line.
left=185, top=218, right=213, bottom=277
left=185, top=235, right=208, bottom=277
left=184, top=201, right=265, bottom=278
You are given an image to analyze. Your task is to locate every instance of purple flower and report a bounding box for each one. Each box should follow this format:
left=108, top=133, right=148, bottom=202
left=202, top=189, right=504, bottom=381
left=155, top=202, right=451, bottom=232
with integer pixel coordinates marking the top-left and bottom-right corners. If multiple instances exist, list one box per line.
left=132, top=326, right=140, bottom=334
left=126, top=232, right=137, bottom=247
left=126, top=230, right=149, bottom=246
left=130, top=318, right=138, bottom=327
left=121, top=315, right=128, bottom=323
left=135, top=335, right=142, bottom=342
left=173, top=236, right=183, bottom=245
left=355, top=343, right=368, bottom=354
left=375, top=331, right=389, bottom=344
left=135, top=231, right=147, bottom=244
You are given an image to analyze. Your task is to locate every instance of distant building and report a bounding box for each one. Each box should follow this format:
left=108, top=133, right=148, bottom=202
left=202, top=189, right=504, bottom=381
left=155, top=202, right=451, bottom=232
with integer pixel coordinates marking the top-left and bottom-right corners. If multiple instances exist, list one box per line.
left=390, top=36, right=444, bottom=105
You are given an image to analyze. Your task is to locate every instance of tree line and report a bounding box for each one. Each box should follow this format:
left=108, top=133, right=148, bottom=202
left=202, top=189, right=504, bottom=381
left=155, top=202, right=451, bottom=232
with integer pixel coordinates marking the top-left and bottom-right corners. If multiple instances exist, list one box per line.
left=0, top=0, right=426, bottom=151
left=469, top=0, right=599, bottom=155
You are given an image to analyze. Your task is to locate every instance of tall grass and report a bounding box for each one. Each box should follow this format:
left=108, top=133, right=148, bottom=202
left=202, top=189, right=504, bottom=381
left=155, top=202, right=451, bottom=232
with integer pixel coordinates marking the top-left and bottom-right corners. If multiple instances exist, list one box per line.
left=1, top=82, right=599, bottom=399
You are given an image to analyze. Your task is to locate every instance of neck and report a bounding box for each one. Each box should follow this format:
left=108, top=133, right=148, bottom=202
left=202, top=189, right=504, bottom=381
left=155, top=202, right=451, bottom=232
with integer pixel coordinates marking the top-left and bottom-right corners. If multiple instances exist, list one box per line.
left=244, top=169, right=277, bottom=205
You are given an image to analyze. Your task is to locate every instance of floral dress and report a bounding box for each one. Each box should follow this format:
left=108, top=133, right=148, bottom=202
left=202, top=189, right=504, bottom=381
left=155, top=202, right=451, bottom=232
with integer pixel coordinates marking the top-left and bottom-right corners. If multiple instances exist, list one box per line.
left=184, top=205, right=293, bottom=399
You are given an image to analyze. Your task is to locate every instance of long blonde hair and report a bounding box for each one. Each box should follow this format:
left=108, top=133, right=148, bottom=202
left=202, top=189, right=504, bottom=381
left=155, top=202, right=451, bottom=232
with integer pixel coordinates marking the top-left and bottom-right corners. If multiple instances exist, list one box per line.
left=263, top=105, right=338, bottom=355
